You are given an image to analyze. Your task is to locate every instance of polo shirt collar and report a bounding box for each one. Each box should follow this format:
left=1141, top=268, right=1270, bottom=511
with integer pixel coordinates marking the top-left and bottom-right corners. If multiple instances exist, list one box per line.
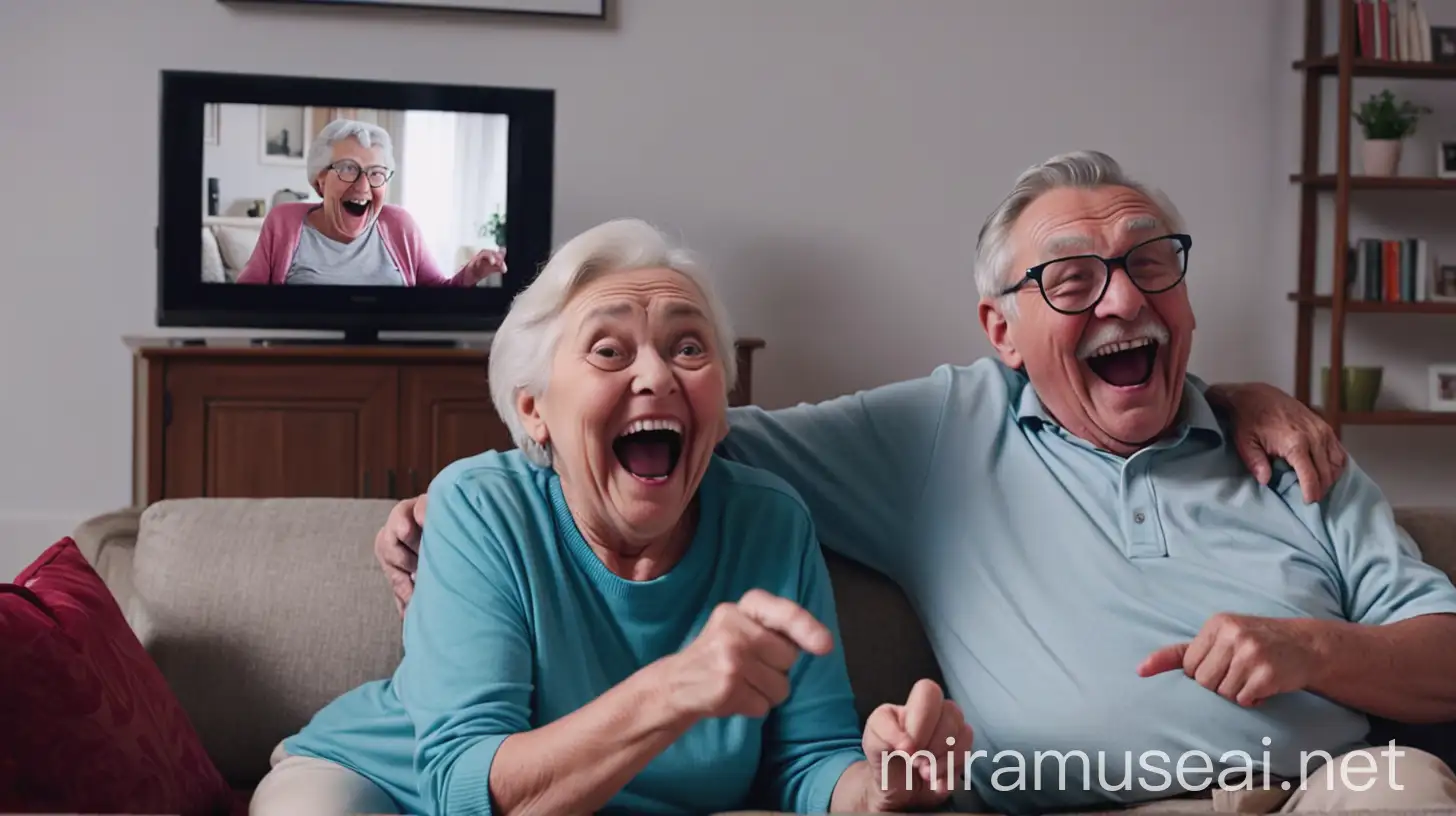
left=1010, top=367, right=1226, bottom=449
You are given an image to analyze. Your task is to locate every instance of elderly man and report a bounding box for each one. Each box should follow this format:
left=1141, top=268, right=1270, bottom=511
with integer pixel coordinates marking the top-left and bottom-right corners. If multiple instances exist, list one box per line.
left=373, top=152, right=1456, bottom=813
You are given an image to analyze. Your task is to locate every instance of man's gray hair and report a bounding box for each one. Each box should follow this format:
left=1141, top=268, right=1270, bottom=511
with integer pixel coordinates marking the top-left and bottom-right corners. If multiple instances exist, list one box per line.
left=488, top=218, right=739, bottom=467
left=305, top=118, right=396, bottom=188
left=973, top=150, right=1185, bottom=316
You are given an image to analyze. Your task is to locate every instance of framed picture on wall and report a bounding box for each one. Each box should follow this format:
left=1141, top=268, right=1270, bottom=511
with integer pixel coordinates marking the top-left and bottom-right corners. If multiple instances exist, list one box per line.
left=218, top=0, right=607, bottom=19
left=258, top=105, right=312, bottom=166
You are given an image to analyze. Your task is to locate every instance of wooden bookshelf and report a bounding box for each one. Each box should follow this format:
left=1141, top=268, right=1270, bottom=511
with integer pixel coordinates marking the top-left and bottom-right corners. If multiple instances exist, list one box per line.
left=1287, top=294, right=1456, bottom=314
left=1290, top=0, right=1456, bottom=436
left=1289, top=174, right=1456, bottom=190
left=1341, top=411, right=1456, bottom=426
left=1294, top=56, right=1456, bottom=79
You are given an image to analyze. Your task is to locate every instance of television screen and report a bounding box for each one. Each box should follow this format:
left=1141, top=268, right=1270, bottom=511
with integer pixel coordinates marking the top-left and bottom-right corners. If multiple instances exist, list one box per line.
left=202, top=104, right=511, bottom=290
left=157, top=70, right=554, bottom=338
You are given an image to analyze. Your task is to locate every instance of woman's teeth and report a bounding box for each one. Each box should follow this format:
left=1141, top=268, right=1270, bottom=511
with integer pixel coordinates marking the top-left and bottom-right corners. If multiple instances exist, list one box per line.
left=619, top=418, right=683, bottom=437
left=341, top=198, right=370, bottom=217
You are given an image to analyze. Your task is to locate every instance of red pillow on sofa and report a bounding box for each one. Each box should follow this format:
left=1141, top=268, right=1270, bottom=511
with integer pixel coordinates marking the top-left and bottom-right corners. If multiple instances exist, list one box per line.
left=0, top=537, right=235, bottom=815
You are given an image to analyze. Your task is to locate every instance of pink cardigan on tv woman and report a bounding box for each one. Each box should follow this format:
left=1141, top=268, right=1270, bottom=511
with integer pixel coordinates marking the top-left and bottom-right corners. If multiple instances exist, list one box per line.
left=235, top=202, right=473, bottom=286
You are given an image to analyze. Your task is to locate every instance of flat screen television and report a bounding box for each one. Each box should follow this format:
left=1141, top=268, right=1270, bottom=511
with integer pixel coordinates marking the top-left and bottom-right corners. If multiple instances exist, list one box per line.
left=156, top=69, right=554, bottom=341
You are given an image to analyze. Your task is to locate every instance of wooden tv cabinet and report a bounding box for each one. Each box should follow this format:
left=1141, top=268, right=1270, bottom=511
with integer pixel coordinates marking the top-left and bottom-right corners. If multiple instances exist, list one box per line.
left=129, top=337, right=764, bottom=505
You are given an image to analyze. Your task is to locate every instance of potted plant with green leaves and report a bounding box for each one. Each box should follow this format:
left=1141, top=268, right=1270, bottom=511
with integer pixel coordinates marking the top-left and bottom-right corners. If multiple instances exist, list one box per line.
left=1354, top=89, right=1431, bottom=176
left=479, top=210, right=507, bottom=249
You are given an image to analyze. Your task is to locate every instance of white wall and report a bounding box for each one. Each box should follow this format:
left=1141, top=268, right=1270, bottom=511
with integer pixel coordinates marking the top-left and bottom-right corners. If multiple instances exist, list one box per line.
left=1, top=0, right=1451, bottom=578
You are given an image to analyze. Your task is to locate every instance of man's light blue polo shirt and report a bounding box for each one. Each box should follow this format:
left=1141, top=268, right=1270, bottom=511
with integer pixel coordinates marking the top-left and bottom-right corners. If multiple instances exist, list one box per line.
left=718, top=358, right=1456, bottom=813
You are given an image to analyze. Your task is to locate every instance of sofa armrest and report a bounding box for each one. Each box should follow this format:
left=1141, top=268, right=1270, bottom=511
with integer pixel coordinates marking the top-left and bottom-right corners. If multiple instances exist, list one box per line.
left=72, top=507, right=143, bottom=626
left=1394, top=507, right=1456, bottom=582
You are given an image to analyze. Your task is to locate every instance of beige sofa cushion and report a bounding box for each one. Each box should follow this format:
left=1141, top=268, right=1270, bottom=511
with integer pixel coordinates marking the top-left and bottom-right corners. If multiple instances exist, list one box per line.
left=131, top=498, right=403, bottom=788
left=822, top=550, right=944, bottom=725
left=1397, top=507, right=1456, bottom=579
left=212, top=223, right=262, bottom=273
left=200, top=227, right=226, bottom=284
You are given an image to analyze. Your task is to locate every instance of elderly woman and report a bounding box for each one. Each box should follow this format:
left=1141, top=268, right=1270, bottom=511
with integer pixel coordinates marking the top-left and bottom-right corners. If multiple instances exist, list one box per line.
left=235, top=118, right=505, bottom=287
left=248, top=219, right=966, bottom=816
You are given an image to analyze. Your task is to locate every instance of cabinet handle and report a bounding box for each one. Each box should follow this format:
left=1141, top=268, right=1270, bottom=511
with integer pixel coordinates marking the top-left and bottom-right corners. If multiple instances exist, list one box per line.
left=410, top=469, right=420, bottom=496
left=387, top=469, right=397, bottom=499
left=363, top=470, right=372, bottom=498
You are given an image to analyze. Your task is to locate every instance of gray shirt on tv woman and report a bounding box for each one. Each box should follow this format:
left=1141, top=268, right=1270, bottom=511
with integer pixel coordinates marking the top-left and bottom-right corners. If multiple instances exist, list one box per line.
left=286, top=223, right=406, bottom=286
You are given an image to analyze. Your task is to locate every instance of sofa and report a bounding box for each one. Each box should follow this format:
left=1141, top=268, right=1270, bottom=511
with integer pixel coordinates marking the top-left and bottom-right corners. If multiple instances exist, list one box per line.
left=63, top=499, right=1456, bottom=814
left=200, top=216, right=264, bottom=283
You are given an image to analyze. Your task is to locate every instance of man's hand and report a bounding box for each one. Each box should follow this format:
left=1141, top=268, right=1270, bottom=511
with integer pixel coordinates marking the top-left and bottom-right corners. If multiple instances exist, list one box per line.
left=861, top=679, right=973, bottom=811
left=375, top=495, right=427, bottom=617
left=458, top=247, right=507, bottom=286
left=1207, top=382, right=1347, bottom=503
left=659, top=589, right=833, bottom=723
left=1138, top=613, right=1317, bottom=707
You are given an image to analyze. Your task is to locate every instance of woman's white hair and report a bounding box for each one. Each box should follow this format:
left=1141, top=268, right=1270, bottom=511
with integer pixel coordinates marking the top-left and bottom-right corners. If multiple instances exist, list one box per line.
left=305, top=118, right=396, bottom=189
left=972, top=150, right=1185, bottom=317
left=488, top=218, right=739, bottom=467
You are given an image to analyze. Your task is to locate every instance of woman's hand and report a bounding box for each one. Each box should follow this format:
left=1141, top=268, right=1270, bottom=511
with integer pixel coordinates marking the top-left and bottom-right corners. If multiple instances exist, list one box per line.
left=661, top=589, right=834, bottom=722
left=859, top=679, right=973, bottom=812
left=375, top=495, right=426, bottom=616
left=458, top=247, right=508, bottom=286
left=1206, top=382, right=1347, bottom=503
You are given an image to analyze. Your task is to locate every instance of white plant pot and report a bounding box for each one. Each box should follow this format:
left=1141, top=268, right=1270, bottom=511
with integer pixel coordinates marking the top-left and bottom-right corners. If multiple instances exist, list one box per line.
left=1361, top=139, right=1403, bottom=176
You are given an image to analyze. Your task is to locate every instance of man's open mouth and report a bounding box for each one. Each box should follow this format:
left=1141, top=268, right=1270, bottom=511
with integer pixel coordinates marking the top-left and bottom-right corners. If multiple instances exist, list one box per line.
left=341, top=197, right=370, bottom=218
left=1086, top=338, right=1158, bottom=388
left=613, top=418, right=684, bottom=481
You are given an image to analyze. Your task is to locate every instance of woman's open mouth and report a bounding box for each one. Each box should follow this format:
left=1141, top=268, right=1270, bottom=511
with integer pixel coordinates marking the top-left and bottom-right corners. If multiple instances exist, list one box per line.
left=341, top=197, right=370, bottom=218
left=613, top=419, right=684, bottom=483
left=1086, top=338, right=1159, bottom=388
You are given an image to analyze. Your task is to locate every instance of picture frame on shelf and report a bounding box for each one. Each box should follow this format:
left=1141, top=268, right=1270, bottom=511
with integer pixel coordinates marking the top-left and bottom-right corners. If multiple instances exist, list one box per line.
left=1433, top=26, right=1456, bottom=63
left=1439, top=141, right=1456, bottom=179
left=1433, top=265, right=1456, bottom=302
left=1430, top=364, right=1456, bottom=412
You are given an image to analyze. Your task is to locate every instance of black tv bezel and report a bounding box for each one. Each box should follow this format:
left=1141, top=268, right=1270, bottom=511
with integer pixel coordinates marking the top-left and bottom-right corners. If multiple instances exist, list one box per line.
left=157, top=69, right=554, bottom=335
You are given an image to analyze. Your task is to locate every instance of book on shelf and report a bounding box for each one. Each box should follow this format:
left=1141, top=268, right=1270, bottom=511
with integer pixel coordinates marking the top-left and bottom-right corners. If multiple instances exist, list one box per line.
left=1354, top=0, right=1435, bottom=61
left=1345, top=237, right=1436, bottom=301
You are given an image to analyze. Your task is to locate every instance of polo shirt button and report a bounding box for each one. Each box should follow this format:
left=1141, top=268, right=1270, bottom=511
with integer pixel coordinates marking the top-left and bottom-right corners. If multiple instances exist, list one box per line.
left=1133, top=511, right=1146, bottom=524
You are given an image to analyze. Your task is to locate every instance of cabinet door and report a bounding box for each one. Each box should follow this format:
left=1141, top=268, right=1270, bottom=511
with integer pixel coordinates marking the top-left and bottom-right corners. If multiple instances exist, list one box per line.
left=399, top=365, right=515, bottom=498
left=163, top=361, right=398, bottom=499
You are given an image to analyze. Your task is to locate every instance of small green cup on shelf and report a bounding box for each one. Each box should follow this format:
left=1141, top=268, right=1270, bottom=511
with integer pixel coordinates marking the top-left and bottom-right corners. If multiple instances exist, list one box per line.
left=1320, top=366, right=1383, bottom=412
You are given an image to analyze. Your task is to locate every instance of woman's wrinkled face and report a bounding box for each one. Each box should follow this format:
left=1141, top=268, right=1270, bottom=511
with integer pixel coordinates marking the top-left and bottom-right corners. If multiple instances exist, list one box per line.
left=312, top=137, right=389, bottom=241
left=518, top=267, right=730, bottom=544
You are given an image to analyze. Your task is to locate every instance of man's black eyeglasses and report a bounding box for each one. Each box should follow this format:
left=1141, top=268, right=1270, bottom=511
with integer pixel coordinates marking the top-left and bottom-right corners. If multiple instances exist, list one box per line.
left=999, top=233, right=1191, bottom=315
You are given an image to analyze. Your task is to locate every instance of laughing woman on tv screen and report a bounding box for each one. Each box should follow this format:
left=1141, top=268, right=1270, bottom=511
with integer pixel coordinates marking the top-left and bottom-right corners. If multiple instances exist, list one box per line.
left=234, top=118, right=507, bottom=287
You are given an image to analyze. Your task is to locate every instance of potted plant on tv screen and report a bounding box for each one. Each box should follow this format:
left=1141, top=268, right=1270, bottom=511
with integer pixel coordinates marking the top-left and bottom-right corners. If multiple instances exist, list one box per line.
left=480, top=210, right=507, bottom=249
left=1354, top=89, right=1430, bottom=176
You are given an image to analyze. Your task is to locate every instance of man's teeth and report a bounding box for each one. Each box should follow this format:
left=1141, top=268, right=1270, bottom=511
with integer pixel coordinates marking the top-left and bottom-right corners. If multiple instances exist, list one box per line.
left=619, top=418, right=683, bottom=437
left=1090, top=337, right=1155, bottom=358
